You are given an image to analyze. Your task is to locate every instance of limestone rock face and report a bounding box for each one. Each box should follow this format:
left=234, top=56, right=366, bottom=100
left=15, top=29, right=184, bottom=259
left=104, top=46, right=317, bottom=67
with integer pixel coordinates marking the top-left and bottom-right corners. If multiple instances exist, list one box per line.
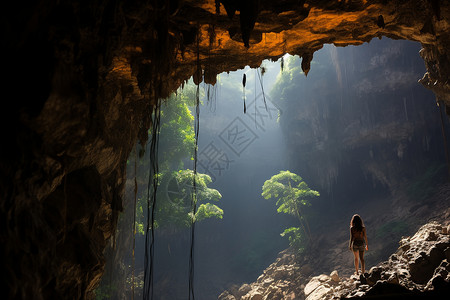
left=2, top=1, right=450, bottom=299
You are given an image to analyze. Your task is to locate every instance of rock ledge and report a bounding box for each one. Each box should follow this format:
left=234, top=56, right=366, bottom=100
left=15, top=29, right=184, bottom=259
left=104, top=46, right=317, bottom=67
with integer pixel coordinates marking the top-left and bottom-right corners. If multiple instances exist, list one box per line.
left=219, top=222, right=450, bottom=300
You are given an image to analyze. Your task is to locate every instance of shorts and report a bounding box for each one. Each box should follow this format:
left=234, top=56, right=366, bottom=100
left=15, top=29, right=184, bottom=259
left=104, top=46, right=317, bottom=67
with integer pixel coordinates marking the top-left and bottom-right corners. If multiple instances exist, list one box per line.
left=352, top=239, right=365, bottom=252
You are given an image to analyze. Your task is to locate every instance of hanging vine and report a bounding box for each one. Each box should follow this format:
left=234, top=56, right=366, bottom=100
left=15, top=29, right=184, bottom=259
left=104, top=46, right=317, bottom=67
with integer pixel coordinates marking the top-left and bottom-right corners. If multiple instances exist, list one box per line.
left=188, top=23, right=201, bottom=300
left=143, top=99, right=161, bottom=300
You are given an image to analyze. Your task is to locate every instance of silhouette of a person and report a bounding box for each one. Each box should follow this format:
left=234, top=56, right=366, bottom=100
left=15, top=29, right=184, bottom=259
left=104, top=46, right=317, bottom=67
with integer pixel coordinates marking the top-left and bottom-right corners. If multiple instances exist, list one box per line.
left=349, top=214, right=369, bottom=275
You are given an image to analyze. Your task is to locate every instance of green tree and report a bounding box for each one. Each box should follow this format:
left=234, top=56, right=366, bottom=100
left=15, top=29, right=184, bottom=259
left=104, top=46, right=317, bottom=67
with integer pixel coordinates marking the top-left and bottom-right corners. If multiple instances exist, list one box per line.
left=262, top=170, right=319, bottom=251
left=100, top=82, right=213, bottom=299
left=154, top=169, right=223, bottom=228
left=158, top=85, right=197, bottom=170
left=132, top=81, right=222, bottom=233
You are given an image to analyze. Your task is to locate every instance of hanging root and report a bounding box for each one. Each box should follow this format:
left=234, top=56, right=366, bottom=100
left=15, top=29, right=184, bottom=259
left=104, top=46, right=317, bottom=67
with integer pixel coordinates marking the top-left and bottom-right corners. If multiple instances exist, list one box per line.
left=143, top=99, right=161, bottom=300
left=257, top=68, right=268, bottom=111
left=243, top=73, right=247, bottom=113
left=189, top=74, right=201, bottom=300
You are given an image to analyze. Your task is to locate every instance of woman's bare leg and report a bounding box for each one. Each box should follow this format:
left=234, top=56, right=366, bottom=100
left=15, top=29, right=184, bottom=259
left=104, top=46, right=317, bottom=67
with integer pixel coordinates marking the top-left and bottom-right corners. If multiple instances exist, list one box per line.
left=359, top=250, right=365, bottom=274
left=352, top=251, right=359, bottom=274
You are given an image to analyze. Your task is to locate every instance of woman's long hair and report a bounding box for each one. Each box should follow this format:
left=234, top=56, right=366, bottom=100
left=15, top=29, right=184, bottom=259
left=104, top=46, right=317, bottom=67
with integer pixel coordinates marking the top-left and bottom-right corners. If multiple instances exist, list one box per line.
left=350, top=214, right=364, bottom=232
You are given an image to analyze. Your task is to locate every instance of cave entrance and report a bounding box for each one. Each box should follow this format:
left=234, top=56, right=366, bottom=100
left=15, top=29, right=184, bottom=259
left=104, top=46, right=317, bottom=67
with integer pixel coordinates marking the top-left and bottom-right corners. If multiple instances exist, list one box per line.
left=97, top=37, right=449, bottom=300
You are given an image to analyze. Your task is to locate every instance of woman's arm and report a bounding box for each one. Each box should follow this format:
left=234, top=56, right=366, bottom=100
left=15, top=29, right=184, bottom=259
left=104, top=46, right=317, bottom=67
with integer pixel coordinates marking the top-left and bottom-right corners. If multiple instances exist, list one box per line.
left=364, top=227, right=369, bottom=250
left=349, top=228, right=354, bottom=250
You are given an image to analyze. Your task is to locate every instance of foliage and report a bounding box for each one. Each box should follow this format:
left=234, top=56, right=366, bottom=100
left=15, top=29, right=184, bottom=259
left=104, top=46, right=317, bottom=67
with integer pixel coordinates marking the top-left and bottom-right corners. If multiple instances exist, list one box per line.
left=262, top=170, right=319, bottom=250
left=155, top=169, right=223, bottom=228
left=158, top=86, right=197, bottom=170
left=280, top=227, right=306, bottom=253
left=126, top=274, right=144, bottom=289
left=195, top=202, right=224, bottom=222
left=262, top=170, right=319, bottom=216
left=270, top=56, right=303, bottom=104
left=95, top=284, right=117, bottom=300
left=131, top=82, right=223, bottom=233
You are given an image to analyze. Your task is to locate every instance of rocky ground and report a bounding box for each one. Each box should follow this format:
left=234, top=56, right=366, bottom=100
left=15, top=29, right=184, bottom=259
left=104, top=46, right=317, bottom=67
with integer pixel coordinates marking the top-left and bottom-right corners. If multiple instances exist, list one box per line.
left=218, top=183, right=450, bottom=300
left=305, top=221, right=450, bottom=299
left=219, top=221, right=450, bottom=299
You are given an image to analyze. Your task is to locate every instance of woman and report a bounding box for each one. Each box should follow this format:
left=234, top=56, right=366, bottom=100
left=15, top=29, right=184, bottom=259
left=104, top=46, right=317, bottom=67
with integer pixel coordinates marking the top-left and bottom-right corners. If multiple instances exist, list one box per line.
left=349, top=214, right=368, bottom=275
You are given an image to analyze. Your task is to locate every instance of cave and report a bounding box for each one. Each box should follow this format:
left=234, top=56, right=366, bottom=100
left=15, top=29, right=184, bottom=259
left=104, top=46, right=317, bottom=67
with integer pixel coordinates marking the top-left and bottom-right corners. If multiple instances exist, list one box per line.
left=2, top=1, right=450, bottom=299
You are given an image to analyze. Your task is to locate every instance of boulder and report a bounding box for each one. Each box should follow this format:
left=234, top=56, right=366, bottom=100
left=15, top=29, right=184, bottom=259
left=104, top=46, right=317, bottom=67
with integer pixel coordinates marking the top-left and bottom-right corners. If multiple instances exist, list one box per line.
left=218, top=291, right=236, bottom=300
left=227, top=284, right=241, bottom=297
left=305, top=285, right=332, bottom=300
left=429, top=246, right=446, bottom=265
left=262, top=288, right=283, bottom=300
left=261, top=278, right=274, bottom=287
left=431, top=275, right=448, bottom=290
left=238, top=284, right=252, bottom=297
left=272, top=266, right=290, bottom=280
left=387, top=273, right=400, bottom=285
left=409, top=254, right=435, bottom=284
left=426, top=231, right=438, bottom=241
left=410, top=242, right=447, bottom=284
left=304, top=275, right=331, bottom=297
left=249, top=292, right=263, bottom=300
left=330, top=270, right=340, bottom=283
left=368, top=266, right=382, bottom=279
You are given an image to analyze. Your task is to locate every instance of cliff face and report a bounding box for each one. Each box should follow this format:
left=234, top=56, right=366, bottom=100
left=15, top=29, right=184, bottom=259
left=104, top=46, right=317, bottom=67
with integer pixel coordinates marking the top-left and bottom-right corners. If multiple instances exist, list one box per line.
left=274, top=38, right=446, bottom=201
left=2, top=1, right=450, bottom=299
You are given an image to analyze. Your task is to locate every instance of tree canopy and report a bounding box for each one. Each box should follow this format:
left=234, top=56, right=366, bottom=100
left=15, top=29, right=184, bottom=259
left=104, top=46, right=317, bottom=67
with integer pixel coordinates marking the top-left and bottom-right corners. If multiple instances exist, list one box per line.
left=262, top=170, right=319, bottom=251
left=132, top=82, right=222, bottom=233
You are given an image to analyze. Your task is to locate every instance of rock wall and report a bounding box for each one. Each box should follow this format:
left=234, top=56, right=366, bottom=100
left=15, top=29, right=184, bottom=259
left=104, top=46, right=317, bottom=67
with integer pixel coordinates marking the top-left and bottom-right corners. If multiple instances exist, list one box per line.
left=1, top=1, right=450, bottom=299
left=273, top=38, right=447, bottom=197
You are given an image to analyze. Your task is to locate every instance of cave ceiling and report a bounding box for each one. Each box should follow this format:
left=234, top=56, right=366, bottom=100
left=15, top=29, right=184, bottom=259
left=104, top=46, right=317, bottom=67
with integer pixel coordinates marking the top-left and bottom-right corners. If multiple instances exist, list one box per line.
left=2, top=0, right=450, bottom=299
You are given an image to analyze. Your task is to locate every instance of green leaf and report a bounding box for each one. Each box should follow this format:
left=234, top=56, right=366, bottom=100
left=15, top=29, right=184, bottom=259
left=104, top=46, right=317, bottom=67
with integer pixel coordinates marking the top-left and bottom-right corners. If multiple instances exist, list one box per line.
left=262, top=170, right=320, bottom=252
